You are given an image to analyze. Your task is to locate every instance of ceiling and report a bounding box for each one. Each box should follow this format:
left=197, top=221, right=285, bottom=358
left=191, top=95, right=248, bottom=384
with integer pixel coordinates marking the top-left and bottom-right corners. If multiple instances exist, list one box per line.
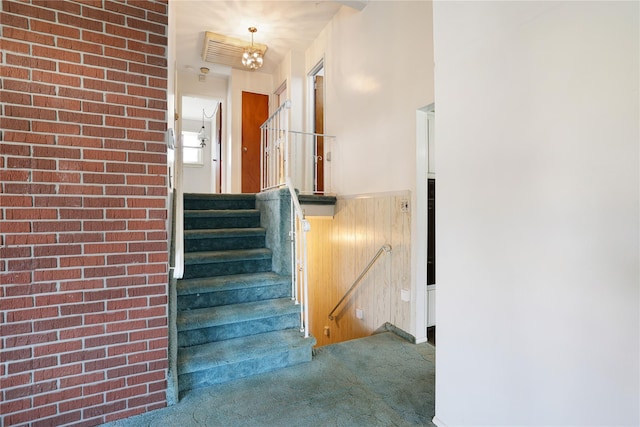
left=173, top=1, right=360, bottom=76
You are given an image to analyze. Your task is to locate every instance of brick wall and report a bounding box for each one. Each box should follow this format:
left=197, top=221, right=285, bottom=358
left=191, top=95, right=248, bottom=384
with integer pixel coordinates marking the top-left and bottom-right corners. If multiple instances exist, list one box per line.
left=0, top=1, right=169, bottom=425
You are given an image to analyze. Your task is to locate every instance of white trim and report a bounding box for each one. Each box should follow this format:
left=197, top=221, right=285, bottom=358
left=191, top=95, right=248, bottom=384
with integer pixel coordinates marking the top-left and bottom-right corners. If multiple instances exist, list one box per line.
left=432, top=416, right=448, bottom=427
left=336, top=189, right=410, bottom=200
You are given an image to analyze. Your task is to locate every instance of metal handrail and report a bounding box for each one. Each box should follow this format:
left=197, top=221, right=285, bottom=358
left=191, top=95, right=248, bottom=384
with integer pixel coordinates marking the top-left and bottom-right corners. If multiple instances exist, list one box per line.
left=286, top=177, right=311, bottom=337
left=328, top=244, right=392, bottom=320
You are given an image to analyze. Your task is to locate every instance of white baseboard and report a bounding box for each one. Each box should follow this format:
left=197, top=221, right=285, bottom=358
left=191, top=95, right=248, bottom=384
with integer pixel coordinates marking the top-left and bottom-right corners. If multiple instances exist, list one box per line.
left=432, top=416, right=447, bottom=427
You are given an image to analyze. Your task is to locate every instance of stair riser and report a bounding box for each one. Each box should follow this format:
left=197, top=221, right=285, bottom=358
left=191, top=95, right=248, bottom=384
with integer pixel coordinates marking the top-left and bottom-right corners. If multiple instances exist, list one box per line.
left=184, top=216, right=260, bottom=230
left=183, top=259, right=272, bottom=279
left=184, top=199, right=255, bottom=210
left=177, top=284, right=291, bottom=310
left=184, top=236, right=265, bottom=253
left=178, top=313, right=300, bottom=347
left=178, top=346, right=313, bottom=393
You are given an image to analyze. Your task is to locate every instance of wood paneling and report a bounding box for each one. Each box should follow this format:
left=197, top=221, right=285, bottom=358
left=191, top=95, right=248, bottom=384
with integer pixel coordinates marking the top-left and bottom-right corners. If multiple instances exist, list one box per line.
left=306, top=193, right=411, bottom=347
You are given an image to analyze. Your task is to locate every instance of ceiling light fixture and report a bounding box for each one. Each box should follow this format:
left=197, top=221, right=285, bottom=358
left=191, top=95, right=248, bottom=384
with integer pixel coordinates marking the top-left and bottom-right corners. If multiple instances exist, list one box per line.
left=242, top=27, right=264, bottom=71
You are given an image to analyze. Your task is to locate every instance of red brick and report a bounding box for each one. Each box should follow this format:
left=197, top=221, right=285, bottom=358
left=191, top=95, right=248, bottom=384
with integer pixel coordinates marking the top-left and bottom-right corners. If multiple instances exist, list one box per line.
left=8, top=355, right=57, bottom=375
left=5, top=283, right=56, bottom=297
left=59, top=372, right=104, bottom=389
left=57, top=136, right=103, bottom=148
left=4, top=183, right=57, bottom=194
left=5, top=208, right=57, bottom=220
left=6, top=157, right=55, bottom=170
left=105, top=185, right=146, bottom=196
left=84, top=243, right=127, bottom=254
left=0, top=397, right=32, bottom=415
left=107, top=341, right=146, bottom=357
left=105, top=162, right=145, bottom=174
left=57, top=12, right=103, bottom=32
left=84, top=355, right=126, bottom=373
left=1, top=11, right=29, bottom=29
left=83, top=400, right=126, bottom=419
left=104, top=46, right=145, bottom=64
left=34, top=363, right=83, bottom=382
left=34, top=268, right=82, bottom=282
left=0, top=347, right=32, bottom=362
left=57, top=37, right=103, bottom=55
left=4, top=234, right=56, bottom=247
left=0, top=321, right=32, bottom=337
left=32, top=70, right=82, bottom=87
left=105, top=23, right=146, bottom=41
left=33, top=340, right=82, bottom=358
left=59, top=301, right=104, bottom=316
left=130, top=328, right=166, bottom=342
left=32, top=171, right=81, bottom=183
left=106, top=319, right=146, bottom=333
left=59, top=278, right=104, bottom=291
left=105, top=93, right=146, bottom=107
left=4, top=331, right=59, bottom=349
left=84, top=311, right=127, bottom=325
left=33, top=95, right=81, bottom=111
left=35, top=292, right=83, bottom=307
left=4, top=381, right=57, bottom=401
left=106, top=384, right=146, bottom=402
left=82, top=101, right=124, bottom=113
left=105, top=209, right=147, bottom=219
left=59, top=325, right=105, bottom=340
left=128, top=349, right=166, bottom=364
left=58, top=184, right=104, bottom=195
left=83, top=30, right=126, bottom=48
left=33, top=145, right=81, bottom=159
left=58, top=394, right=104, bottom=413
left=2, top=27, right=54, bottom=46
left=33, top=386, right=82, bottom=407
left=31, top=410, right=82, bottom=427
left=6, top=306, right=58, bottom=322
left=3, top=1, right=56, bottom=20
left=33, top=315, right=82, bottom=332
left=60, top=348, right=106, bottom=365
left=59, top=255, right=105, bottom=267
left=107, top=253, right=145, bottom=265
left=83, top=266, right=125, bottom=279
left=31, top=19, right=81, bottom=38
left=33, top=45, right=81, bottom=63
left=37, top=199, right=89, bottom=210
left=58, top=110, right=103, bottom=125
left=59, top=62, right=104, bottom=79
left=128, top=391, right=166, bottom=409
left=3, top=78, right=56, bottom=95
left=0, top=90, right=32, bottom=106
left=84, top=54, right=127, bottom=71
left=58, top=86, right=104, bottom=102
left=84, top=220, right=126, bottom=232
left=106, top=362, right=146, bottom=379
left=0, top=117, right=30, bottom=131
left=82, top=378, right=124, bottom=397
left=32, top=221, right=82, bottom=232
left=58, top=233, right=104, bottom=244
left=107, top=70, right=146, bottom=85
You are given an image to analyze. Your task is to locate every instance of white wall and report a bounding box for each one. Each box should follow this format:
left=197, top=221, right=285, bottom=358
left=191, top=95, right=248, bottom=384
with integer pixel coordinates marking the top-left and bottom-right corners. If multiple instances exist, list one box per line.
left=177, top=71, right=227, bottom=193
left=306, top=1, right=434, bottom=196
left=305, top=0, right=434, bottom=341
left=433, top=2, right=639, bottom=425
left=229, top=69, right=272, bottom=193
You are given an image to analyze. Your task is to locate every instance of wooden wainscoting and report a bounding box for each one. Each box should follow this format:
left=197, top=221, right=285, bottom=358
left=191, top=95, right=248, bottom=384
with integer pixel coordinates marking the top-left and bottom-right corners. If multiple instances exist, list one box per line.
left=307, top=192, right=411, bottom=347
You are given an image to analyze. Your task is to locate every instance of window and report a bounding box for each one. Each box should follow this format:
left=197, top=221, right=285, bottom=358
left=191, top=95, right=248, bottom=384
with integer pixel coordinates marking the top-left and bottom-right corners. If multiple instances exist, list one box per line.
left=182, top=131, right=204, bottom=165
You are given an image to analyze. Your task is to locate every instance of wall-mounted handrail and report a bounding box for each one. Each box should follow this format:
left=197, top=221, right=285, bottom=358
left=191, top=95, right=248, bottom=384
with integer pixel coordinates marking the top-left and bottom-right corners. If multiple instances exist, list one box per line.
left=286, top=176, right=311, bottom=338
left=173, top=133, right=185, bottom=279
left=328, top=244, right=392, bottom=320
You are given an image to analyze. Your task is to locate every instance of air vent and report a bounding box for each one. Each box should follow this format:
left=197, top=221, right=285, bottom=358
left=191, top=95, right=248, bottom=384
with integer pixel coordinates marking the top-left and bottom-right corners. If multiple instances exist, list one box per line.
left=201, top=31, right=267, bottom=69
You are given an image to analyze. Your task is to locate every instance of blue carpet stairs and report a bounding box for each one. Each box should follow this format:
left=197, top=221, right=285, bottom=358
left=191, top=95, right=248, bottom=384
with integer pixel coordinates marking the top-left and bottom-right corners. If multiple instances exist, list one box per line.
left=177, top=193, right=315, bottom=394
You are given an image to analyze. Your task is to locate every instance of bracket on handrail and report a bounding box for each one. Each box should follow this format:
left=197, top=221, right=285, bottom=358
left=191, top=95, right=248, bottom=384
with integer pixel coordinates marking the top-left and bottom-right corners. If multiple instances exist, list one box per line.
left=328, top=243, right=392, bottom=320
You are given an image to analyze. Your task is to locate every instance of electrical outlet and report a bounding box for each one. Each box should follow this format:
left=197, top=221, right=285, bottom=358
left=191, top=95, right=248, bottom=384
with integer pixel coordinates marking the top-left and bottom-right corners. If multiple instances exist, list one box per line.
left=400, top=199, right=409, bottom=212
left=324, top=326, right=330, bottom=336
left=401, top=288, right=410, bottom=302
left=355, top=308, right=364, bottom=319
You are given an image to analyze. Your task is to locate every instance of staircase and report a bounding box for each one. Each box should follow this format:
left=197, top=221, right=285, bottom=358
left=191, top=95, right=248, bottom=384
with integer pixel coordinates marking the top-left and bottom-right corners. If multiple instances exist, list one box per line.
left=176, top=193, right=316, bottom=394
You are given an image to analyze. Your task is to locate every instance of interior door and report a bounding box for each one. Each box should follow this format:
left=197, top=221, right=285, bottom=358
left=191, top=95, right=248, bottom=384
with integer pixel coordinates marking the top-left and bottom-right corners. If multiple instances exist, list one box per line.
left=314, top=75, right=324, bottom=193
left=241, top=91, right=268, bottom=193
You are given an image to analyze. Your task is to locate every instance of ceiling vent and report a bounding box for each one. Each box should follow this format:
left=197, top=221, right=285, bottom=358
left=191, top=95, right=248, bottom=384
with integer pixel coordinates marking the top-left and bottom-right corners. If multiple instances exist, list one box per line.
left=201, top=31, right=268, bottom=69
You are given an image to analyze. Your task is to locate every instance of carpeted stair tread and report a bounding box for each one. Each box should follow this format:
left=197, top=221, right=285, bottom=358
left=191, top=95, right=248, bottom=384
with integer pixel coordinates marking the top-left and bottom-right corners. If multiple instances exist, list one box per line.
left=184, top=248, right=271, bottom=265
left=177, top=272, right=289, bottom=296
left=184, top=227, right=266, bottom=239
left=184, top=193, right=256, bottom=210
left=177, top=329, right=315, bottom=375
left=184, top=209, right=260, bottom=217
left=177, top=298, right=299, bottom=332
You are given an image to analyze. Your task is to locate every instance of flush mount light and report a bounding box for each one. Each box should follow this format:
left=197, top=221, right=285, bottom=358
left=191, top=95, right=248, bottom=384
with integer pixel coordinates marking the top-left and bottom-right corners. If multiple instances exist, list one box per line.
left=242, top=27, right=264, bottom=70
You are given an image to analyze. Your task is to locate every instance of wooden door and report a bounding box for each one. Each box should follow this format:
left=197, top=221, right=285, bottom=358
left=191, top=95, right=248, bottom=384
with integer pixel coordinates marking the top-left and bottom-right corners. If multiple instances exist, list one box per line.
left=241, top=91, right=268, bottom=193
left=314, top=75, right=324, bottom=193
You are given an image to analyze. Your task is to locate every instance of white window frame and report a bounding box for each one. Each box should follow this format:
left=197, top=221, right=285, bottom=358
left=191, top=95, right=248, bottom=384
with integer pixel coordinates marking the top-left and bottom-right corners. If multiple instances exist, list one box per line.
left=182, top=131, right=204, bottom=166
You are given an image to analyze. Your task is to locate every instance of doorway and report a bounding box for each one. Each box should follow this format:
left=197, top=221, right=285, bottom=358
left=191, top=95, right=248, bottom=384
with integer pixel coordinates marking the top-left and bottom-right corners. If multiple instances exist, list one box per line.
left=311, top=64, right=325, bottom=193
left=180, top=95, right=221, bottom=194
left=241, top=91, right=269, bottom=193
